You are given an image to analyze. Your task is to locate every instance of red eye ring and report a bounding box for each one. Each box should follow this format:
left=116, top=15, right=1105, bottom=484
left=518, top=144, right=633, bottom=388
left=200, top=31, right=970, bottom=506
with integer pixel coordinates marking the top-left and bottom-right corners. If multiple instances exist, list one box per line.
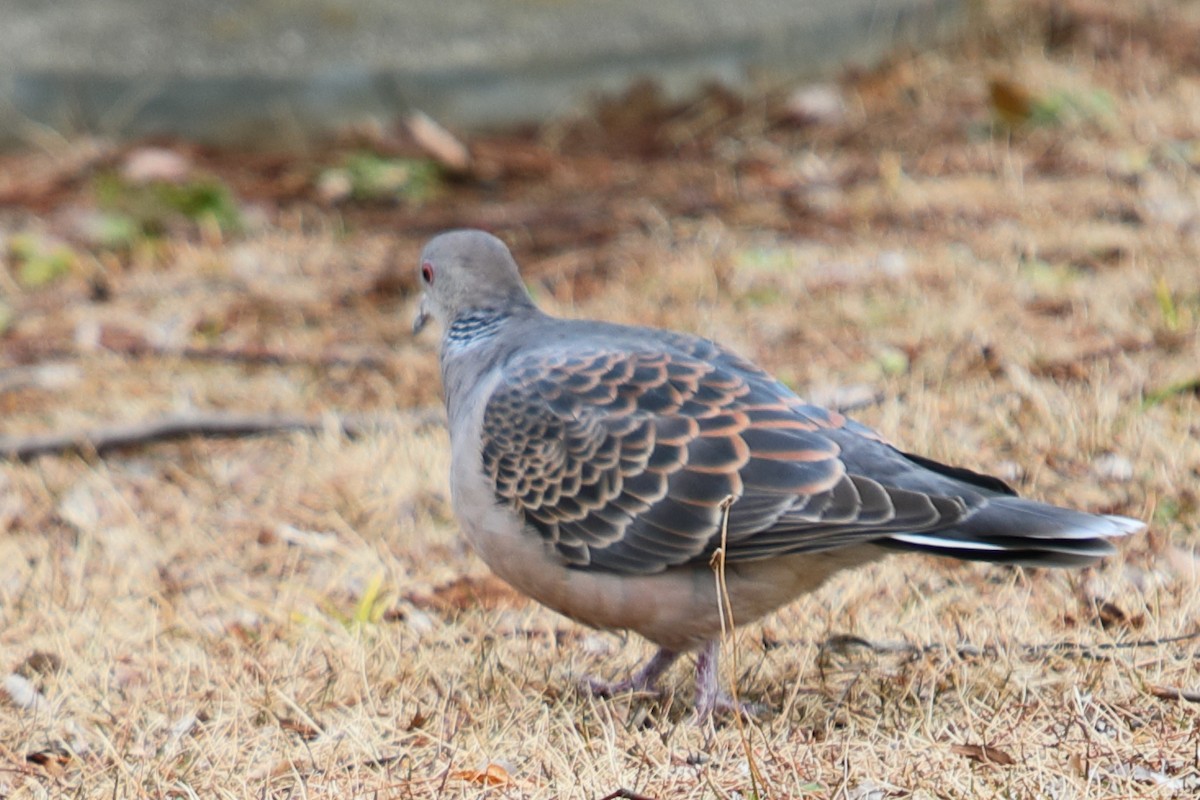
left=421, top=262, right=434, bottom=285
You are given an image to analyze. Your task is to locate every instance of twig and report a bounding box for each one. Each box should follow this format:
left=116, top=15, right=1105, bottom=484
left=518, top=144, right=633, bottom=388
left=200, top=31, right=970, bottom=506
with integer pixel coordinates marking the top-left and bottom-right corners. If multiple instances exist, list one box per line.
left=174, top=344, right=394, bottom=371
left=710, top=495, right=766, bottom=793
left=812, top=629, right=1200, bottom=663
left=1024, top=629, right=1200, bottom=657
left=6, top=342, right=395, bottom=372
left=0, top=407, right=444, bottom=461
left=596, top=790, right=657, bottom=800
left=1148, top=685, right=1200, bottom=703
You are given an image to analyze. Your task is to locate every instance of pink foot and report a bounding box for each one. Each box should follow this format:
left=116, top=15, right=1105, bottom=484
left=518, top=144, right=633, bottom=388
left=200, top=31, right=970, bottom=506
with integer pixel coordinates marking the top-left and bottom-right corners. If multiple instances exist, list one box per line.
left=693, top=640, right=766, bottom=722
left=581, top=647, right=679, bottom=699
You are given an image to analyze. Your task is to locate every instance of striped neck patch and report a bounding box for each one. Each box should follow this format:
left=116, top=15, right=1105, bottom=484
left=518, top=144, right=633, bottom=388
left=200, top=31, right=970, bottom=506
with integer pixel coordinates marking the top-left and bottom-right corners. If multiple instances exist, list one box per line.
left=445, top=308, right=507, bottom=349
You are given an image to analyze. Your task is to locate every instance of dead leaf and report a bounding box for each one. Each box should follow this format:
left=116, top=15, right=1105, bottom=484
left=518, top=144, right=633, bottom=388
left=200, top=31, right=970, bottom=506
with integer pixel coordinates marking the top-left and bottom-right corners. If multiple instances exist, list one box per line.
left=279, top=717, right=322, bottom=740
left=16, top=651, right=62, bottom=679
left=121, top=147, right=192, bottom=185
left=1093, top=599, right=1143, bottom=630
left=988, top=78, right=1036, bottom=125
left=951, top=743, right=1017, bottom=766
left=409, top=575, right=523, bottom=613
left=471, top=139, right=556, bottom=180
left=450, top=763, right=512, bottom=786
left=26, top=747, right=72, bottom=768
left=407, top=112, right=471, bottom=173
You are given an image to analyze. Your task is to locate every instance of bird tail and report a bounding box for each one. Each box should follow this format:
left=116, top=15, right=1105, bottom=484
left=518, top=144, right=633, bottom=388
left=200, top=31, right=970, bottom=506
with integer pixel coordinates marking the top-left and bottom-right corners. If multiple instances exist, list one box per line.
left=880, top=497, right=1144, bottom=568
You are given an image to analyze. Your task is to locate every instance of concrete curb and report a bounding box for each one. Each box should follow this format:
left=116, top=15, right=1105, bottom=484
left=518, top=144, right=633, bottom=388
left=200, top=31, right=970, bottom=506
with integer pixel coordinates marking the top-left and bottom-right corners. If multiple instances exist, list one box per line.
left=1, top=0, right=966, bottom=146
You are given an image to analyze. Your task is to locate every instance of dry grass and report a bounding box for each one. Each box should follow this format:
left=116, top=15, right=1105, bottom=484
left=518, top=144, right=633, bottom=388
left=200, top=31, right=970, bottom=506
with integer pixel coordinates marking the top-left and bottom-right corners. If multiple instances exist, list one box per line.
left=3, top=0, right=1200, bottom=797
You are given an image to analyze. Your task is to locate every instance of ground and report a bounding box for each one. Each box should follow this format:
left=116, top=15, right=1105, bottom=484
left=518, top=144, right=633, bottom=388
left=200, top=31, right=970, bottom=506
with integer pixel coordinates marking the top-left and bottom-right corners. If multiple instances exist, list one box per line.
left=1, top=0, right=1199, bottom=797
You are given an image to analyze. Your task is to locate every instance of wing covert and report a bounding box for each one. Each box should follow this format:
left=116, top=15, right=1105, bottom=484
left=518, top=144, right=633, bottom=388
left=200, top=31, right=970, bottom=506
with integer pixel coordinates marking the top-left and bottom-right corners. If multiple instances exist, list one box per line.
left=480, top=343, right=972, bottom=575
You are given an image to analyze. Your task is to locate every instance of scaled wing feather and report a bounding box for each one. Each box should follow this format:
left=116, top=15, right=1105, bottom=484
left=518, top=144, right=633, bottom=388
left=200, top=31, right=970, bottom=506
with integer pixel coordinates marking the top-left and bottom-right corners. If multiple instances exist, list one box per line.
left=480, top=341, right=975, bottom=575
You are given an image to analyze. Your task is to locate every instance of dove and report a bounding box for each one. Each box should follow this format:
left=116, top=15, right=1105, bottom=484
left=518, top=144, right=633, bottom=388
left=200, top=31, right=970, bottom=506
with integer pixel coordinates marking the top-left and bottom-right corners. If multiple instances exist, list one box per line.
left=413, top=229, right=1143, bottom=720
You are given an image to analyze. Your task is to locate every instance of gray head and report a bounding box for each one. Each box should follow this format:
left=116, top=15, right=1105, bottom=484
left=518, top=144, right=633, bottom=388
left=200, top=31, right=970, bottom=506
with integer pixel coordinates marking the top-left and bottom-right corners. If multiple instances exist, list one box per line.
left=412, top=229, right=535, bottom=334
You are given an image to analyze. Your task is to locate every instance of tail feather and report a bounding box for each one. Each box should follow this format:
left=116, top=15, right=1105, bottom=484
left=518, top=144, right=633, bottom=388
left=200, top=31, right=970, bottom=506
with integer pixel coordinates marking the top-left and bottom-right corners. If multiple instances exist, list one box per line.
left=881, top=497, right=1144, bottom=568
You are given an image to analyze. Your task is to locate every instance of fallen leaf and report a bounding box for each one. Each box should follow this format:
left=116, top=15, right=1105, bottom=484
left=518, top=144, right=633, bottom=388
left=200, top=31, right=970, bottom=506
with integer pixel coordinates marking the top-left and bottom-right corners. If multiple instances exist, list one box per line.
left=279, top=717, right=322, bottom=740
left=471, top=139, right=556, bottom=180
left=988, top=77, right=1036, bottom=125
left=1093, top=599, right=1143, bottom=630
left=450, top=763, right=511, bottom=786
left=26, top=747, right=72, bottom=768
left=121, top=147, right=192, bottom=185
left=407, top=111, right=471, bottom=173
left=16, top=651, right=62, bottom=679
left=951, top=743, right=1017, bottom=766
left=409, top=575, right=523, bottom=612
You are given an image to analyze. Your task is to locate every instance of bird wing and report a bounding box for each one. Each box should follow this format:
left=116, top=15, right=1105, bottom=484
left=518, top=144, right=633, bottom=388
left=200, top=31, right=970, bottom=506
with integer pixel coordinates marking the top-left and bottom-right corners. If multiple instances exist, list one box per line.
left=480, top=340, right=977, bottom=575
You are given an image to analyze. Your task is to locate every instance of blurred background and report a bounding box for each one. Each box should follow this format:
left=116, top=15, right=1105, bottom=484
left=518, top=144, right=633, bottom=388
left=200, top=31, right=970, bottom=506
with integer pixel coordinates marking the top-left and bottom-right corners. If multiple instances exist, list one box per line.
left=2, top=0, right=962, bottom=145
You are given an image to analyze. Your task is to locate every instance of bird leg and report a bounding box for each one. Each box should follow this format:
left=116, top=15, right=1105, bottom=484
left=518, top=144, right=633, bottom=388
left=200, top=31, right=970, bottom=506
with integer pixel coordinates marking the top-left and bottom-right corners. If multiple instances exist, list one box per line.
left=583, top=642, right=763, bottom=720
left=694, top=639, right=762, bottom=721
left=583, top=647, right=679, bottom=698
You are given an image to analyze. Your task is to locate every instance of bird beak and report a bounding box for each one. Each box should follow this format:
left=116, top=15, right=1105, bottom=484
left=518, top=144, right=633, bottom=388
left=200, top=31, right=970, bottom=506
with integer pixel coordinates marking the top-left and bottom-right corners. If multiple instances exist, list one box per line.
left=412, top=294, right=432, bottom=336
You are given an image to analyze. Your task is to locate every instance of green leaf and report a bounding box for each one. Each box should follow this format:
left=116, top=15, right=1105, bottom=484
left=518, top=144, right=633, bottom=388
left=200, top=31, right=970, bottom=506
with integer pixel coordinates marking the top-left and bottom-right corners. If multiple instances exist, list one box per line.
left=351, top=572, right=389, bottom=626
left=10, top=233, right=76, bottom=287
left=1142, top=377, right=1200, bottom=407
left=93, top=213, right=142, bottom=250
left=93, top=172, right=242, bottom=236
left=1155, top=276, right=1180, bottom=332
left=875, top=345, right=910, bottom=376
left=343, top=153, right=443, bottom=203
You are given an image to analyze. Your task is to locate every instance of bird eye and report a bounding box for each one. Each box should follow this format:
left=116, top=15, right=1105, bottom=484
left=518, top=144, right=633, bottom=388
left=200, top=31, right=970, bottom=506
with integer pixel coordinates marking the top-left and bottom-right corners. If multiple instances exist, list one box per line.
left=421, top=262, right=434, bottom=285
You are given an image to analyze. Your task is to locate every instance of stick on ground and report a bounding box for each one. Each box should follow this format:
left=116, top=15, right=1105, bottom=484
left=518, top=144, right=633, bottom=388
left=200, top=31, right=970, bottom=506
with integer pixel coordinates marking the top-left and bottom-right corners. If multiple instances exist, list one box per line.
left=0, top=408, right=444, bottom=461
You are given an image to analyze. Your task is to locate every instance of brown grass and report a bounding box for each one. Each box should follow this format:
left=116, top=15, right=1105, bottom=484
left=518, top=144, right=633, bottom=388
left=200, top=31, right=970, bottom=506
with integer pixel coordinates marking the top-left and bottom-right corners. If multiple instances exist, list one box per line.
left=2, top=0, right=1200, bottom=796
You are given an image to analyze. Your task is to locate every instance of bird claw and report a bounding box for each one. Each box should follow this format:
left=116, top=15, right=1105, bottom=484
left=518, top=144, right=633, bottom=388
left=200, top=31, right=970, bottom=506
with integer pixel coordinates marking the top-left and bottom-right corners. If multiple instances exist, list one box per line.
left=694, top=691, right=765, bottom=723
left=578, top=644, right=769, bottom=722
left=579, top=647, right=680, bottom=701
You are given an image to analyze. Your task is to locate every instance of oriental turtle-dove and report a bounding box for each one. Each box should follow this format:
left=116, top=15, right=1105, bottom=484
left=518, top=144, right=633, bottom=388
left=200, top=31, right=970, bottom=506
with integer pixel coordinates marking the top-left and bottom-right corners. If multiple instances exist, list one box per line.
left=412, top=229, right=1143, bottom=720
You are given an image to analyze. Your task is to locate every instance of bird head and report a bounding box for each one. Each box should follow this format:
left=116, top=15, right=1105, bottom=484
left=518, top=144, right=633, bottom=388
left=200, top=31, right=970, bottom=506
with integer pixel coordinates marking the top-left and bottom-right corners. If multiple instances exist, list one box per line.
left=412, top=229, right=532, bottom=335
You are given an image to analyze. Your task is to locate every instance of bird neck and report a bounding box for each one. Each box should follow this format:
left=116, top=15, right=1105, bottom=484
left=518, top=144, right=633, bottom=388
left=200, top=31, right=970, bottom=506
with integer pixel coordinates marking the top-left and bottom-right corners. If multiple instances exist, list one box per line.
left=444, top=306, right=513, bottom=349
left=440, top=304, right=544, bottom=427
